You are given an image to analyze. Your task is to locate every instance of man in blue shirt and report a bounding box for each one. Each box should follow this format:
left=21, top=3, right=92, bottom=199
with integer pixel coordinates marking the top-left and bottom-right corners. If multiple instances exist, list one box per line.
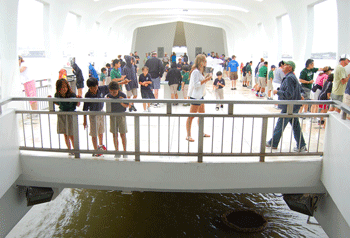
left=227, top=55, right=239, bottom=90
left=266, top=61, right=307, bottom=152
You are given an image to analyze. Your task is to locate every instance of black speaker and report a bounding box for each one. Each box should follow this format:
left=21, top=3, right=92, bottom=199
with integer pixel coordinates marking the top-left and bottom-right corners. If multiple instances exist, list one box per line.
left=26, top=187, right=54, bottom=206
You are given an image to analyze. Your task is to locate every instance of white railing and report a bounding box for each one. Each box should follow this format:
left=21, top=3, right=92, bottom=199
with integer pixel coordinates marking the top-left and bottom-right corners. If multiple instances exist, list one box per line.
left=0, top=97, right=341, bottom=162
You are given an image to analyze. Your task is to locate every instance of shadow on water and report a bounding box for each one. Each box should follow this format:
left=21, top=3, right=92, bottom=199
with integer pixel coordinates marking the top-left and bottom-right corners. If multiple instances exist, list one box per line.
left=9, top=189, right=327, bottom=238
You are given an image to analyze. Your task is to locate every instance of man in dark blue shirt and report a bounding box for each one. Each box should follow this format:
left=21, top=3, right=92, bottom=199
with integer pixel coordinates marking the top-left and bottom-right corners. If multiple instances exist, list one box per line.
left=266, top=61, right=307, bottom=152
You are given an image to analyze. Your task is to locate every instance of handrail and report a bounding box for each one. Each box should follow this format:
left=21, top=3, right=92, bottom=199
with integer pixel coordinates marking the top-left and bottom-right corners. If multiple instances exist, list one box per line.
left=9, top=97, right=334, bottom=162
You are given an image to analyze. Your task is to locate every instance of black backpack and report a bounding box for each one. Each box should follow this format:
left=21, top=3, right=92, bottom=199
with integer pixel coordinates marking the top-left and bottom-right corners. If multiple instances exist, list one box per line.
left=242, top=66, right=247, bottom=76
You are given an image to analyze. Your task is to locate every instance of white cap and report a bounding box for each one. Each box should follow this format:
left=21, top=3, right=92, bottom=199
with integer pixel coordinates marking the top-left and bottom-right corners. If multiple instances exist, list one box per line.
left=340, top=54, right=350, bottom=61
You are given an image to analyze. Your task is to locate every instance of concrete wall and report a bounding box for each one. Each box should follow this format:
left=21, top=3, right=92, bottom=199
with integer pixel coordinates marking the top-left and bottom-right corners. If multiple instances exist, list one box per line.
left=18, top=155, right=325, bottom=194
left=184, top=22, right=226, bottom=62
left=0, top=109, right=31, bottom=237
left=315, top=113, right=350, bottom=237
left=133, top=22, right=177, bottom=69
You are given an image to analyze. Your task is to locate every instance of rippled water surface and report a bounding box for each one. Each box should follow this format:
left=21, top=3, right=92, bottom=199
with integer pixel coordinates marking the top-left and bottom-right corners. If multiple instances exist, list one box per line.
left=8, top=189, right=327, bottom=238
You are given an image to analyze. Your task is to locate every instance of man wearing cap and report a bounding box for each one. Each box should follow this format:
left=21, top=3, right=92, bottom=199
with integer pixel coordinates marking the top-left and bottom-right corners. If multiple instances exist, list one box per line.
left=145, top=52, right=164, bottom=106
left=330, top=54, right=350, bottom=113
left=266, top=61, right=307, bottom=152
left=267, top=65, right=276, bottom=100
left=299, top=59, right=324, bottom=114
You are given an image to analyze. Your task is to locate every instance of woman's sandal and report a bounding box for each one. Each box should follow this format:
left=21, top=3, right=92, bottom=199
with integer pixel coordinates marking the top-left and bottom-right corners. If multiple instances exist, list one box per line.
left=186, top=136, right=195, bottom=142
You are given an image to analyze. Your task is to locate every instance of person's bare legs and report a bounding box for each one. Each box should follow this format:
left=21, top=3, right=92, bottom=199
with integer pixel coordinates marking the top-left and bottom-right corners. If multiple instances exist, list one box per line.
left=120, top=133, right=127, bottom=151
left=92, top=136, right=98, bottom=150
left=30, top=102, right=38, bottom=111
left=64, top=134, right=72, bottom=150
left=113, top=133, right=119, bottom=151
left=154, top=89, right=159, bottom=99
left=77, top=88, right=83, bottom=98
left=186, top=104, right=200, bottom=140
left=98, top=133, right=103, bottom=146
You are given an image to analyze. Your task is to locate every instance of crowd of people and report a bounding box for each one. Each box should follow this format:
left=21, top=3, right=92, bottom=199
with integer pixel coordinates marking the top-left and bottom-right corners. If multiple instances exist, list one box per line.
left=20, top=50, right=350, bottom=157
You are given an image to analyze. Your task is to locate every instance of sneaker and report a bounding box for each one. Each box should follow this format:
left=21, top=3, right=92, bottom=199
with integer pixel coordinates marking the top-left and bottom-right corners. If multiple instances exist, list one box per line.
left=68, top=152, right=75, bottom=156
left=231, top=88, right=234, bottom=90
left=266, top=141, right=277, bottom=149
left=233, top=88, right=237, bottom=90
left=98, top=145, right=107, bottom=151
left=129, top=107, right=133, bottom=112
left=294, top=146, right=307, bottom=152
left=131, top=105, right=137, bottom=111
left=220, top=105, right=223, bottom=108
left=215, top=107, right=219, bottom=111
left=260, top=94, right=265, bottom=98
left=256, top=93, right=259, bottom=97
left=123, top=154, right=128, bottom=159
left=147, top=107, right=151, bottom=112
left=92, top=153, right=103, bottom=157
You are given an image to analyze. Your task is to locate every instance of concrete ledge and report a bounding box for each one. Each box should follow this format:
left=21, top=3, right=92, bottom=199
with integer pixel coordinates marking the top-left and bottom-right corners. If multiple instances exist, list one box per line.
left=17, top=154, right=325, bottom=193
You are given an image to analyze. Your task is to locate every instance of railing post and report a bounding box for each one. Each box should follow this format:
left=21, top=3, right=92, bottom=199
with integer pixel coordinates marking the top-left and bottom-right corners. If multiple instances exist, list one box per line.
left=134, top=116, right=140, bottom=162
left=287, top=104, right=293, bottom=115
left=198, top=116, right=204, bottom=163
left=166, top=102, right=172, bottom=114
left=228, top=103, right=234, bottom=115
left=49, top=100, right=55, bottom=112
left=73, top=113, right=80, bottom=158
left=259, top=117, right=268, bottom=162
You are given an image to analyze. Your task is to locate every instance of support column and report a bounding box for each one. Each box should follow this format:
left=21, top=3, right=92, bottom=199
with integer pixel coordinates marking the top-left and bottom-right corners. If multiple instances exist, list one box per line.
left=305, top=5, right=315, bottom=61
left=337, top=0, right=350, bottom=56
left=276, top=16, right=283, bottom=62
left=0, top=0, right=20, bottom=99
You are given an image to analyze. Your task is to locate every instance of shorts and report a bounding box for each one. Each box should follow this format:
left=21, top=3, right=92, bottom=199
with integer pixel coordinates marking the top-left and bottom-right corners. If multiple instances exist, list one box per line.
left=89, top=115, right=104, bottom=137
left=267, top=80, right=273, bottom=91
left=190, top=96, right=203, bottom=106
left=247, top=75, right=252, bottom=83
left=57, top=114, right=75, bottom=135
left=76, top=80, right=84, bottom=89
left=331, top=93, right=343, bottom=103
left=152, top=77, right=161, bottom=90
left=310, top=89, right=321, bottom=100
left=23, top=80, right=37, bottom=105
left=110, top=115, right=127, bottom=134
left=242, top=75, right=247, bottom=82
left=229, top=72, right=238, bottom=80
left=302, top=86, right=311, bottom=100
left=105, top=76, right=111, bottom=85
left=273, top=82, right=281, bottom=91
left=183, top=84, right=189, bottom=97
left=126, top=88, right=138, bottom=97
left=170, top=84, right=178, bottom=94
left=141, top=88, right=155, bottom=99
left=258, top=77, right=267, bottom=88
left=343, top=93, right=350, bottom=107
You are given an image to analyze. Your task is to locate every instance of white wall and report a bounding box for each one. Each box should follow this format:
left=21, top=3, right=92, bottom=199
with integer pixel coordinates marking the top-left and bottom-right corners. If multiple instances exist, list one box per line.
left=133, top=22, right=177, bottom=69
left=184, top=22, right=226, bottom=62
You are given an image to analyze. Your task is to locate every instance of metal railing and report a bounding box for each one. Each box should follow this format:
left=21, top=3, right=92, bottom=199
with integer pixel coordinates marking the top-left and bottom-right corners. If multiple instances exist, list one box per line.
left=21, top=79, right=51, bottom=110
left=0, top=97, right=343, bottom=162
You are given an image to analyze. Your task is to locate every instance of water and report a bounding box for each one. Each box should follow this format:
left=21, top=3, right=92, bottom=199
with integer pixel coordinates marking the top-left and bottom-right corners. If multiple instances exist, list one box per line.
left=7, top=190, right=327, bottom=238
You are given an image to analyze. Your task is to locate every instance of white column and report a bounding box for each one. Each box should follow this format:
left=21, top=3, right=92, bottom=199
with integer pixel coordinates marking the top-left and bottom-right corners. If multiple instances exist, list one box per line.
left=276, top=16, right=283, bottom=62
left=337, top=0, right=350, bottom=56
left=305, top=5, right=315, bottom=61
left=0, top=0, right=20, bottom=99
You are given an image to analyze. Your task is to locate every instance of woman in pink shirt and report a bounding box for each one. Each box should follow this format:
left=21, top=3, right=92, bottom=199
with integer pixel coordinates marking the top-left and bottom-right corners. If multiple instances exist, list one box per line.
left=311, top=66, right=333, bottom=114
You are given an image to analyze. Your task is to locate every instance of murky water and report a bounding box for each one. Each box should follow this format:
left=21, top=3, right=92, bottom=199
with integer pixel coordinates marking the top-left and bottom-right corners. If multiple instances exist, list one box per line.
left=8, top=189, right=327, bottom=238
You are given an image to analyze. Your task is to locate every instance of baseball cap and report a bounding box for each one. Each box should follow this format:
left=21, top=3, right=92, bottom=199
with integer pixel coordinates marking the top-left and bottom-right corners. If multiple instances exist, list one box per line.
left=283, top=61, right=295, bottom=71
left=339, top=54, right=350, bottom=61
left=271, top=65, right=276, bottom=69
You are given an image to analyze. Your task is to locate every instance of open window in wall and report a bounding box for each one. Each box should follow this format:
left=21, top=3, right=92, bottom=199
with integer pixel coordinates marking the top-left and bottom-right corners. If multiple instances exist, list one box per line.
left=17, top=0, right=48, bottom=78
left=257, top=23, right=269, bottom=59
left=281, top=15, right=293, bottom=59
left=62, top=12, right=80, bottom=60
left=311, top=0, right=337, bottom=66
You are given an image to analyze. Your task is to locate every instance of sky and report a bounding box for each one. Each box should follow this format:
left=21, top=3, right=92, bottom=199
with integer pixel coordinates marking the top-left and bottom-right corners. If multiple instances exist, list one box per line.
left=17, top=0, right=338, bottom=55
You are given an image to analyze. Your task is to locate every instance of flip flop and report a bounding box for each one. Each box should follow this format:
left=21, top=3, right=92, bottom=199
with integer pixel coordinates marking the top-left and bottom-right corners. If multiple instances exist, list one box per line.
left=186, top=137, right=195, bottom=142
left=203, top=134, right=210, bottom=137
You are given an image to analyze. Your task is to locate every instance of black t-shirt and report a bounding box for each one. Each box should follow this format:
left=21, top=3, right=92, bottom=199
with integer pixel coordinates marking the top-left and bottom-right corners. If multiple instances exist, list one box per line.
left=83, top=85, right=109, bottom=111
left=134, top=55, right=140, bottom=64
left=213, top=78, right=225, bottom=89
left=106, top=91, right=127, bottom=112
left=139, top=73, right=152, bottom=90
left=318, top=81, right=333, bottom=100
